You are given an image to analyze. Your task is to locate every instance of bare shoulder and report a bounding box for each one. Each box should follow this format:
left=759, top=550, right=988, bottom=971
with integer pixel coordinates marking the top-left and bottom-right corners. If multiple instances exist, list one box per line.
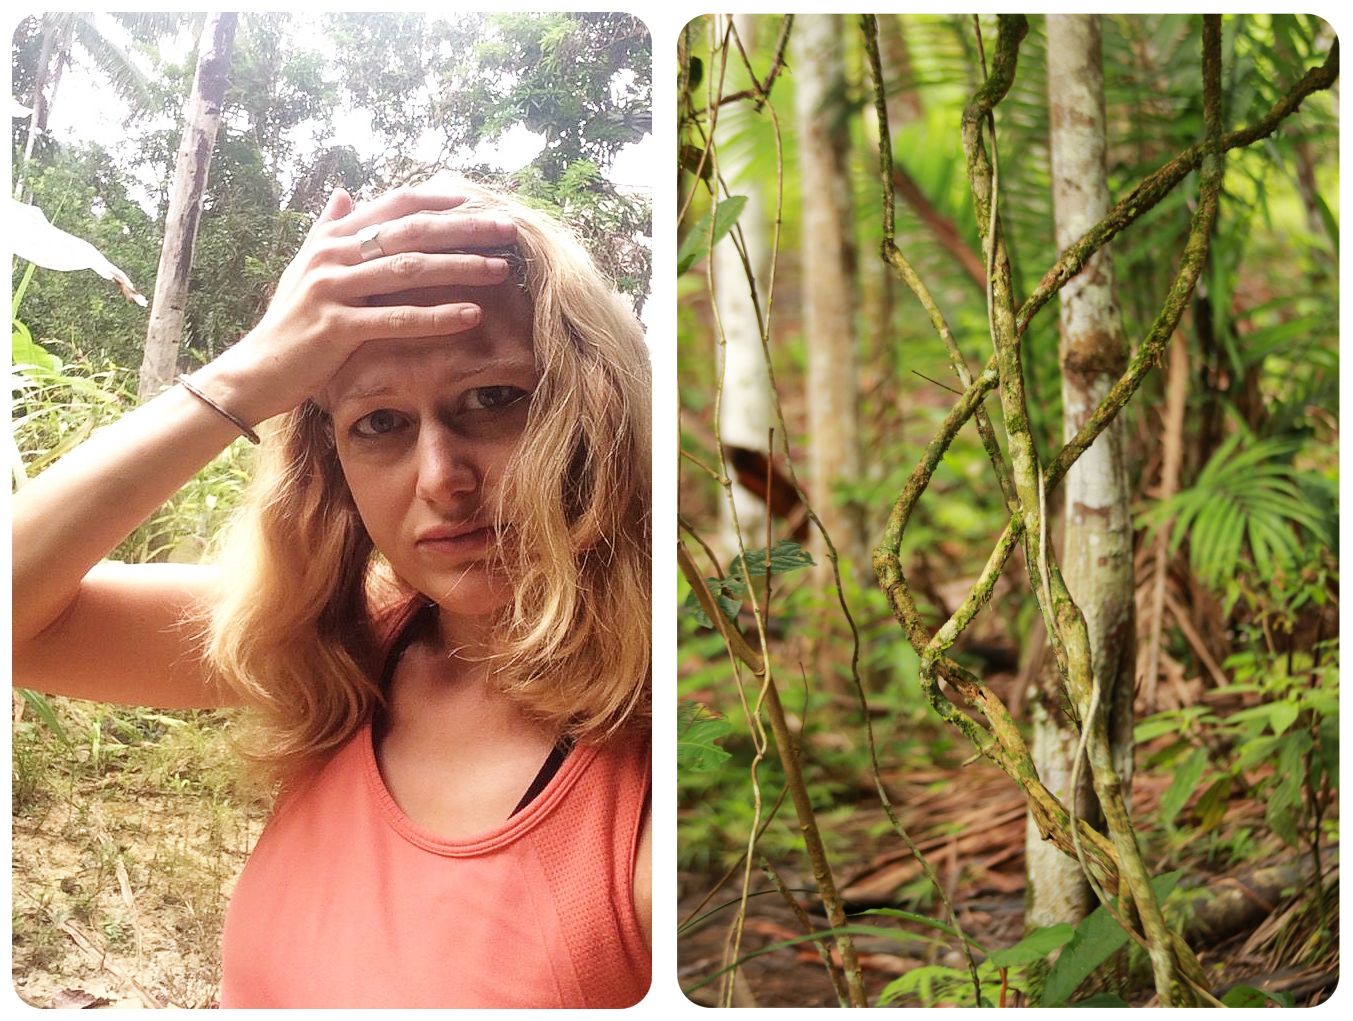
left=13, top=561, right=240, bottom=709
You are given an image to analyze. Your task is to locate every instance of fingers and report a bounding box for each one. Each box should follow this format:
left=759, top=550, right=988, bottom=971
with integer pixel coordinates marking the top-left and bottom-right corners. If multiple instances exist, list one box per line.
left=319, top=187, right=353, bottom=224
left=333, top=184, right=472, bottom=233
left=327, top=210, right=517, bottom=266
left=301, top=189, right=353, bottom=248
left=349, top=301, right=484, bottom=341
left=343, top=252, right=513, bottom=297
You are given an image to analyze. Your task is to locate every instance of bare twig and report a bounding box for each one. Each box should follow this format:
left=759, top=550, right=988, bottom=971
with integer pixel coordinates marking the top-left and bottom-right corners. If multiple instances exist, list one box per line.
left=721, top=16, right=794, bottom=110
left=759, top=855, right=851, bottom=1007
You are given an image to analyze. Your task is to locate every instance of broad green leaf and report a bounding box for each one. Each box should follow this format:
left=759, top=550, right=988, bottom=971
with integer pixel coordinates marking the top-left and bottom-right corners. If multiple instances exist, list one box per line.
left=12, top=330, right=63, bottom=373
left=677, top=701, right=732, bottom=772
left=677, top=194, right=748, bottom=274
left=1134, top=715, right=1183, bottom=743
left=1267, top=699, right=1300, bottom=736
left=1221, top=984, right=1294, bottom=1008
left=1194, top=774, right=1233, bottom=832
left=1041, top=872, right=1182, bottom=1007
left=1159, top=746, right=1208, bottom=827
left=988, top=923, right=1074, bottom=968
left=1267, top=731, right=1314, bottom=844
left=682, top=577, right=743, bottom=629
left=727, top=539, right=816, bottom=580
left=1234, top=733, right=1281, bottom=771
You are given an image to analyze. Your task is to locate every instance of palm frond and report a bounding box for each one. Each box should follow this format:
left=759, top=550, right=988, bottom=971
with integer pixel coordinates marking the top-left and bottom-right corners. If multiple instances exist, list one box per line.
left=1140, top=431, right=1335, bottom=590
left=70, top=13, right=158, bottom=115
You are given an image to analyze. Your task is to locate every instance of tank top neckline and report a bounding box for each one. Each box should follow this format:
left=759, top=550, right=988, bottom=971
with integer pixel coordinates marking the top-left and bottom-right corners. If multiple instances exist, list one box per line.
left=356, top=720, right=599, bottom=858
left=357, top=597, right=593, bottom=856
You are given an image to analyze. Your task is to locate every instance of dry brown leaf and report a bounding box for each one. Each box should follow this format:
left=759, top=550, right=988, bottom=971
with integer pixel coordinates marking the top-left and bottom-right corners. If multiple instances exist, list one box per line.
left=49, top=988, right=113, bottom=1009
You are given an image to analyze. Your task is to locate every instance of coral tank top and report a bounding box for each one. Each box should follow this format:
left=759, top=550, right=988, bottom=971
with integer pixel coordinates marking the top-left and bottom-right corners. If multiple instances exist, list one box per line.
left=218, top=606, right=651, bottom=1009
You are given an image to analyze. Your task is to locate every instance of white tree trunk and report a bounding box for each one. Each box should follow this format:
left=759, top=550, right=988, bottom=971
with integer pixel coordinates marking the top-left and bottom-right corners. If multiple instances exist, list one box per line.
left=1027, top=13, right=1135, bottom=930
left=795, top=14, right=862, bottom=572
left=138, top=12, right=237, bottom=401
left=14, top=21, right=65, bottom=201
left=714, top=14, right=774, bottom=558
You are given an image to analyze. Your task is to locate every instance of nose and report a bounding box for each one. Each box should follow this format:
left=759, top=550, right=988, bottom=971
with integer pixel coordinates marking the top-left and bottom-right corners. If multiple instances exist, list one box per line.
left=413, top=421, right=479, bottom=508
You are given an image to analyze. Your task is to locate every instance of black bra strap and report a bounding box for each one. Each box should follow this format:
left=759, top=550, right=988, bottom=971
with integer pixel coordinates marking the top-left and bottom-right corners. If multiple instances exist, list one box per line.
left=378, top=600, right=437, bottom=690
left=379, top=601, right=572, bottom=819
left=510, top=738, right=574, bottom=817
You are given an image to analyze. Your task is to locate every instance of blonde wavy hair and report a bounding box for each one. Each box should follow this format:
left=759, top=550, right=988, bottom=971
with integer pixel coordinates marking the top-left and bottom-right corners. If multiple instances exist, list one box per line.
left=205, top=181, right=651, bottom=781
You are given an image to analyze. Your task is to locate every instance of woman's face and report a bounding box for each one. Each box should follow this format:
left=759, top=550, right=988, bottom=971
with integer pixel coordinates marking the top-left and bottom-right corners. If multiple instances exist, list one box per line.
left=324, top=281, right=537, bottom=622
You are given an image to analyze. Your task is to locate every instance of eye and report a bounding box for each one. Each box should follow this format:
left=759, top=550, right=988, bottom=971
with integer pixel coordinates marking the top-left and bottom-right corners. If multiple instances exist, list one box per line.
left=351, top=408, right=410, bottom=438
left=463, top=386, right=530, bottom=412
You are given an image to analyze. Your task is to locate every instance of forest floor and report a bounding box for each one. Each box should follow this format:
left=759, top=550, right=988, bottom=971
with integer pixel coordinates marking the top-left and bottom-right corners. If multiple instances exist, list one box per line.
left=678, top=687, right=1339, bottom=1008
left=11, top=698, right=267, bottom=1008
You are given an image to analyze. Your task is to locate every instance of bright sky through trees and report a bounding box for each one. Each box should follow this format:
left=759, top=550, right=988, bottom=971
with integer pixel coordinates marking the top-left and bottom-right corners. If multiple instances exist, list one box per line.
left=41, top=11, right=654, bottom=212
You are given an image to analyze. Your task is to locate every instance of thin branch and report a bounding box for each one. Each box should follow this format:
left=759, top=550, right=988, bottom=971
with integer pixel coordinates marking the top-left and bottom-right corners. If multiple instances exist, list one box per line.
left=862, top=15, right=1017, bottom=511
left=1017, top=38, right=1339, bottom=336
left=699, top=24, right=867, bottom=1000
left=720, top=15, right=794, bottom=109
left=759, top=856, right=850, bottom=1007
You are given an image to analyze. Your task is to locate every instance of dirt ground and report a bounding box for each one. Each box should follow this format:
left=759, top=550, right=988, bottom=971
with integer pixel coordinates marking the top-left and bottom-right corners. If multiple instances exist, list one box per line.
left=11, top=703, right=267, bottom=1008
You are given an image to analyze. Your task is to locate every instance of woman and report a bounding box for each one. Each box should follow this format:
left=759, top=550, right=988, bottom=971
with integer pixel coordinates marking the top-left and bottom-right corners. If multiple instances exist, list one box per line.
left=12, top=178, right=652, bottom=1008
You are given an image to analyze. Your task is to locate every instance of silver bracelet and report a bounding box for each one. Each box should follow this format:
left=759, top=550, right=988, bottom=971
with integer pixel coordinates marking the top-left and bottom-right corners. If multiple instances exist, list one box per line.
left=176, top=374, right=261, bottom=445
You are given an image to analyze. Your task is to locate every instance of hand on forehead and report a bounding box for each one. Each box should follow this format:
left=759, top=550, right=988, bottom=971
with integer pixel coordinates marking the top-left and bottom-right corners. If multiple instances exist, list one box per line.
left=325, top=282, right=535, bottom=411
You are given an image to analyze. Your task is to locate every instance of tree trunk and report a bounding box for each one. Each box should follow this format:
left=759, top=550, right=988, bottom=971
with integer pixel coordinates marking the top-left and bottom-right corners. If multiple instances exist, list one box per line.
left=137, top=12, right=238, bottom=402
left=13, top=20, right=66, bottom=202
left=714, top=15, right=775, bottom=560
left=794, top=14, right=864, bottom=575
left=1027, top=13, right=1135, bottom=931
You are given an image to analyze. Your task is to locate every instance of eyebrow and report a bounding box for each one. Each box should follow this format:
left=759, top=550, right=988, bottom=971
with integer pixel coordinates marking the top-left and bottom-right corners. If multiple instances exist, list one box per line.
left=330, top=356, right=538, bottom=410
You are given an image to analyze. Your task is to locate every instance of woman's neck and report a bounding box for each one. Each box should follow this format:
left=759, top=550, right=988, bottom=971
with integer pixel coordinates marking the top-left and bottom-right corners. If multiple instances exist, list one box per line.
left=433, top=604, right=500, bottom=669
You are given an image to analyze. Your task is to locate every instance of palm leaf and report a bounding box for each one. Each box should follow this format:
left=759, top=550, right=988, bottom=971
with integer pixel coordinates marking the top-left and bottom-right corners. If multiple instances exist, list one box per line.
left=1142, top=431, right=1334, bottom=589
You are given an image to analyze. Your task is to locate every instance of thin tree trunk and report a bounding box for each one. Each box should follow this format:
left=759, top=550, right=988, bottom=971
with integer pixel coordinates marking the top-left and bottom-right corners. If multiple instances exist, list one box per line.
left=715, top=14, right=774, bottom=559
left=14, top=20, right=65, bottom=201
left=1027, top=13, right=1135, bottom=932
left=137, top=12, right=237, bottom=401
left=795, top=14, right=864, bottom=575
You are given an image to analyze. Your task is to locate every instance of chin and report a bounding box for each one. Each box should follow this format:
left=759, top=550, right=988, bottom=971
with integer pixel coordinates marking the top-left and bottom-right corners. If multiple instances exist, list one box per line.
left=412, top=566, right=515, bottom=621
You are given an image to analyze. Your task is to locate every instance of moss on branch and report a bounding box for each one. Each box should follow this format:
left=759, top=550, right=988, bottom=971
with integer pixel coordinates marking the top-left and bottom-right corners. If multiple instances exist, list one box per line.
left=1017, top=38, right=1338, bottom=336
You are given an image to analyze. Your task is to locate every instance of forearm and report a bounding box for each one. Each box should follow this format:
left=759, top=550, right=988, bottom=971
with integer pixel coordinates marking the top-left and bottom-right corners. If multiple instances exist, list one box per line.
left=14, top=182, right=515, bottom=651
left=12, top=358, right=253, bottom=647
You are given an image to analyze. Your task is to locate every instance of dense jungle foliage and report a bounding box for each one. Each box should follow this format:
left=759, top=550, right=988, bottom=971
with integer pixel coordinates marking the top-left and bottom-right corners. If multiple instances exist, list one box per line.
left=677, top=12, right=1337, bottom=1008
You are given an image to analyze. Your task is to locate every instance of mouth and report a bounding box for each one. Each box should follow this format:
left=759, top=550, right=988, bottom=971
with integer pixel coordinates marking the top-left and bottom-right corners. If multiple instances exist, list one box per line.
left=415, top=523, right=497, bottom=556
